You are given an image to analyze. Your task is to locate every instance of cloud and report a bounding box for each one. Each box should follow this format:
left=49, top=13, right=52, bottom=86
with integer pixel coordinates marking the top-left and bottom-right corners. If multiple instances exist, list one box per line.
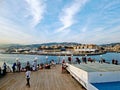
left=70, top=24, right=120, bottom=44
left=0, top=17, right=35, bottom=44
left=56, top=0, right=88, bottom=32
left=25, top=0, right=46, bottom=27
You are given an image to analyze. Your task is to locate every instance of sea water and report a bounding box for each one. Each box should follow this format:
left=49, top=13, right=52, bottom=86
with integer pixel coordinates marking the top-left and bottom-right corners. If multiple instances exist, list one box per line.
left=0, top=52, right=120, bottom=68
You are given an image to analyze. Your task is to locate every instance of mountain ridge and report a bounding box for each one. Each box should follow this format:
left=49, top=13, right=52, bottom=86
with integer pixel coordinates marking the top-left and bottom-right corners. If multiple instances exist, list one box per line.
left=0, top=42, right=120, bottom=49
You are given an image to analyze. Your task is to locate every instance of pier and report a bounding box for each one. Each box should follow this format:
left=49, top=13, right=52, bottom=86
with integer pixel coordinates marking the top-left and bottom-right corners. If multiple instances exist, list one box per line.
left=0, top=65, right=85, bottom=90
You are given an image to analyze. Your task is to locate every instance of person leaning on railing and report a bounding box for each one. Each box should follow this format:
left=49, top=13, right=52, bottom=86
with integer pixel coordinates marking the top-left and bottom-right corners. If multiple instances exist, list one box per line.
left=62, top=60, right=68, bottom=73
left=0, top=66, right=6, bottom=77
left=0, top=67, right=1, bottom=77
left=2, top=62, right=7, bottom=75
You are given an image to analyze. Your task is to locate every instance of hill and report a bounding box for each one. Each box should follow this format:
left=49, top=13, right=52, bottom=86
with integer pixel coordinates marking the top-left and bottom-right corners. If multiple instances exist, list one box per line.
left=0, top=42, right=80, bottom=49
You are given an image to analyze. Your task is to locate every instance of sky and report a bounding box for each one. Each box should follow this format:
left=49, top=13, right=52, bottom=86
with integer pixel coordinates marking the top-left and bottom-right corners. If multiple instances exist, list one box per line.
left=0, top=0, right=120, bottom=45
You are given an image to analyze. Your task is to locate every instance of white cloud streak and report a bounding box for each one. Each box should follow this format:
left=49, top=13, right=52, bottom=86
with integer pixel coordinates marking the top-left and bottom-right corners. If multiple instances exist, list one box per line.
left=25, top=0, right=46, bottom=27
left=69, top=24, right=120, bottom=44
left=0, top=17, right=35, bottom=44
left=57, top=0, right=88, bottom=32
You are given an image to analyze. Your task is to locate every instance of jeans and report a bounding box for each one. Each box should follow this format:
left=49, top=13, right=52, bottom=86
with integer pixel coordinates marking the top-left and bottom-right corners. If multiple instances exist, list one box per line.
left=26, top=78, right=30, bottom=87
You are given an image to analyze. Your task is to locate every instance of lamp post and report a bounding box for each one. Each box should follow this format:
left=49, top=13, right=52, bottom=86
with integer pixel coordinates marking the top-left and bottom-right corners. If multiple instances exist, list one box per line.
left=100, top=55, right=102, bottom=63
left=65, top=54, right=66, bottom=62
left=16, top=58, right=19, bottom=64
left=100, top=55, right=102, bottom=59
left=16, top=58, right=19, bottom=60
left=35, top=57, right=38, bottom=60
left=58, top=55, right=60, bottom=64
left=85, top=54, right=87, bottom=64
left=71, top=54, right=73, bottom=64
left=34, top=57, right=38, bottom=64
left=46, top=56, right=48, bottom=64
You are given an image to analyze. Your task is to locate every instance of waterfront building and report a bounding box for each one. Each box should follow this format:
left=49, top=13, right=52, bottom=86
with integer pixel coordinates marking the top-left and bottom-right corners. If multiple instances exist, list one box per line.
left=104, top=45, right=113, bottom=52
left=113, top=44, right=120, bottom=52
left=104, top=44, right=120, bottom=52
left=73, top=44, right=100, bottom=54
left=0, top=49, right=6, bottom=53
left=64, top=46, right=74, bottom=52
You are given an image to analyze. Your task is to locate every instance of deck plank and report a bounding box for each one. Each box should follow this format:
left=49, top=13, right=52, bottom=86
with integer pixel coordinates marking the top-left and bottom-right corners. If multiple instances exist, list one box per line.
left=0, top=65, right=85, bottom=90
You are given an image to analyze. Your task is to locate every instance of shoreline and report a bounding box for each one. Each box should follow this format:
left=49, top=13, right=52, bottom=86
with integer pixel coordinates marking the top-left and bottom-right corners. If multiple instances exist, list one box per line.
left=2, top=52, right=107, bottom=56
left=33, top=52, right=107, bottom=56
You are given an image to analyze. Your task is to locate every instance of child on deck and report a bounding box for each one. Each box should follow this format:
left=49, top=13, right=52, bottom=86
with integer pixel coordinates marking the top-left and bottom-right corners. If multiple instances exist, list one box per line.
left=25, top=67, right=31, bottom=87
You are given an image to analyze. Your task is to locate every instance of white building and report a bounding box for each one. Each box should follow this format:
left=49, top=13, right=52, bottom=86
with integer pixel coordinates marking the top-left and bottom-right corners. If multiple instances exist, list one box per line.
left=73, top=44, right=100, bottom=53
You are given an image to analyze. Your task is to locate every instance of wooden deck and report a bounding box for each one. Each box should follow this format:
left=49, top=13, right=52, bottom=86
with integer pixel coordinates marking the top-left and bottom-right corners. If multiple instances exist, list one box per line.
left=0, top=65, right=85, bottom=90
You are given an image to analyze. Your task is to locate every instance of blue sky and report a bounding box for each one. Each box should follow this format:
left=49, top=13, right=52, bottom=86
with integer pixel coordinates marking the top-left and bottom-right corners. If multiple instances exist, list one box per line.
left=0, top=0, right=120, bottom=44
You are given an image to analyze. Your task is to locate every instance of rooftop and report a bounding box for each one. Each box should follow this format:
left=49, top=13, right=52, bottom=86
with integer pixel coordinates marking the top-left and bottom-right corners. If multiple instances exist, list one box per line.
left=72, top=62, right=120, bottom=72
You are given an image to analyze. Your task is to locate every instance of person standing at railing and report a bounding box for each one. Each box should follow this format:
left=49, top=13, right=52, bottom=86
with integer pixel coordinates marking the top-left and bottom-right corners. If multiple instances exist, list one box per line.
left=76, top=57, right=81, bottom=64
left=12, top=62, right=16, bottom=73
left=16, top=60, right=21, bottom=72
left=2, top=62, right=7, bottom=75
left=68, top=57, right=71, bottom=64
left=62, top=60, right=67, bottom=73
left=0, top=67, right=1, bottom=76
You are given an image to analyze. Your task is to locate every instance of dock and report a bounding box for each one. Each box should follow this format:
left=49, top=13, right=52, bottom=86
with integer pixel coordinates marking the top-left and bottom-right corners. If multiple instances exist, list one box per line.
left=0, top=65, right=85, bottom=90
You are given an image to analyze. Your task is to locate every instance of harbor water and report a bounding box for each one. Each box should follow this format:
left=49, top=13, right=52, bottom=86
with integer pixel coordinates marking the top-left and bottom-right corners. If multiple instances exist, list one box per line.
left=0, top=52, right=120, bottom=68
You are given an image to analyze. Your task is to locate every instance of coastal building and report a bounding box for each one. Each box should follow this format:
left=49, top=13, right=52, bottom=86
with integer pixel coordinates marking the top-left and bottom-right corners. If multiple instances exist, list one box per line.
left=0, top=49, right=6, bottom=53
left=113, top=44, right=120, bottom=52
left=38, top=45, right=61, bottom=52
left=104, top=44, right=120, bottom=52
left=64, top=46, right=74, bottom=52
left=73, top=44, right=100, bottom=54
left=34, top=44, right=105, bottom=55
left=5, top=44, right=106, bottom=55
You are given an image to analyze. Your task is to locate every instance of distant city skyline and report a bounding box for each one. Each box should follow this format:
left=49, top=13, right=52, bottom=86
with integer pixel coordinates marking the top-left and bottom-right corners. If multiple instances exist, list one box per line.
left=0, top=0, right=120, bottom=44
